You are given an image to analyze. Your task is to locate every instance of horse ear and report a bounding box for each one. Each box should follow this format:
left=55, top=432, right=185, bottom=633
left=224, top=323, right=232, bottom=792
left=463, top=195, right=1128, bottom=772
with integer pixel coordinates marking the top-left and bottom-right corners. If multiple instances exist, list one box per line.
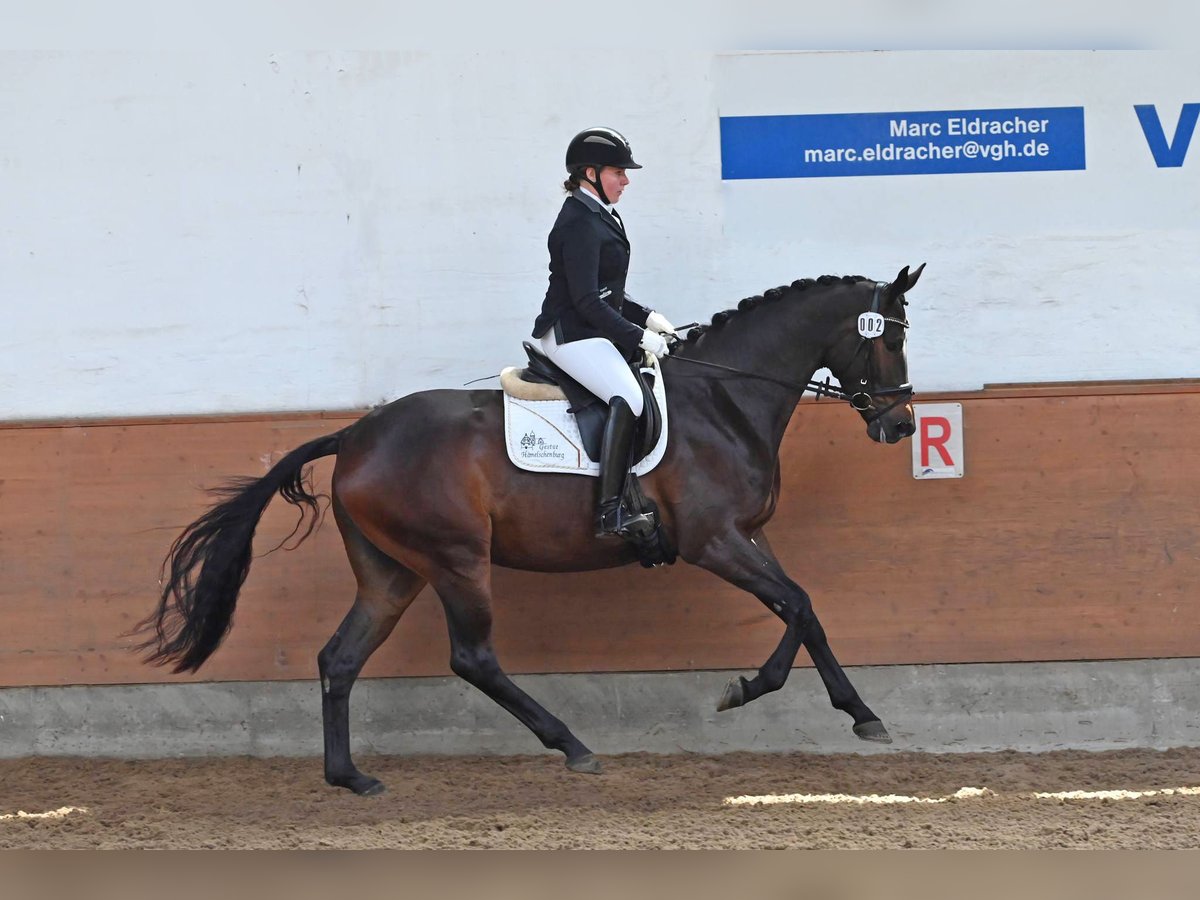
left=888, top=263, right=925, bottom=300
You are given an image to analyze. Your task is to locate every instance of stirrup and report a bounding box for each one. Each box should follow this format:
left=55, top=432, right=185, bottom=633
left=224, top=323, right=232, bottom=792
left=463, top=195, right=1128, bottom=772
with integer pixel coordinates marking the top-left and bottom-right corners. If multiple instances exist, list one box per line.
left=594, top=504, right=656, bottom=539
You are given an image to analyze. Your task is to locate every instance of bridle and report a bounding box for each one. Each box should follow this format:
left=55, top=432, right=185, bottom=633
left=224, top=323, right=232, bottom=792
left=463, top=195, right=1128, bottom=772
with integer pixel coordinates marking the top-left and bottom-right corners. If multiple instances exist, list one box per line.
left=840, top=281, right=913, bottom=423
left=667, top=281, right=913, bottom=423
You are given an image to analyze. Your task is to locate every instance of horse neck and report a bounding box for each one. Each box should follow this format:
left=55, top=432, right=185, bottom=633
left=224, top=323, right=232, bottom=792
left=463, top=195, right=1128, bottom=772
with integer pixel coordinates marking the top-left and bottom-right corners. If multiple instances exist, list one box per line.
left=674, top=287, right=850, bottom=457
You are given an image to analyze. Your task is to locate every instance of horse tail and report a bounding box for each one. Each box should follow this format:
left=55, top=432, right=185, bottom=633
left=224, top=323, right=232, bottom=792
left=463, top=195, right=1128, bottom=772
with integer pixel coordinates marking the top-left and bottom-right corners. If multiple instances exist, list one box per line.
left=135, top=429, right=347, bottom=673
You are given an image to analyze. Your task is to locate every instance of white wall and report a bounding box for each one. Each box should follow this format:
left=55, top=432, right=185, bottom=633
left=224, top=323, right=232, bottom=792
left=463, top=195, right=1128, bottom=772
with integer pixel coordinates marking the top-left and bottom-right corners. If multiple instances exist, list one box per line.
left=1, top=50, right=1197, bottom=419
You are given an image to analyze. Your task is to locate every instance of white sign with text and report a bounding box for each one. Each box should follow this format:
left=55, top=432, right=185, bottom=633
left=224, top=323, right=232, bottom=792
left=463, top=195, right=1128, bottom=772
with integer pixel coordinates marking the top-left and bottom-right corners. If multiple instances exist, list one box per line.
left=912, top=403, right=964, bottom=479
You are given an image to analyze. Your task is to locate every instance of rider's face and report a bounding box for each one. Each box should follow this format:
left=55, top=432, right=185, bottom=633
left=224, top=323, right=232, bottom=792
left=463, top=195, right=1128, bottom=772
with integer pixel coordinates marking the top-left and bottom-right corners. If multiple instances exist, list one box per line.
left=594, top=166, right=629, bottom=203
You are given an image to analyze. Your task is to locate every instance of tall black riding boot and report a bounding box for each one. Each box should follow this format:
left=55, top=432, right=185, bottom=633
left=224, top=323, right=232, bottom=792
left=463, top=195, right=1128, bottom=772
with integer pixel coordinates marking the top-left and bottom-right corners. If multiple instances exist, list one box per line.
left=594, top=397, right=655, bottom=538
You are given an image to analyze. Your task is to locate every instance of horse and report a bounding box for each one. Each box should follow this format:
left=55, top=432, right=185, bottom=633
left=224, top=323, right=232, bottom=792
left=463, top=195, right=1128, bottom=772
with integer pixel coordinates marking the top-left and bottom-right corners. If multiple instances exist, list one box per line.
left=137, top=264, right=924, bottom=796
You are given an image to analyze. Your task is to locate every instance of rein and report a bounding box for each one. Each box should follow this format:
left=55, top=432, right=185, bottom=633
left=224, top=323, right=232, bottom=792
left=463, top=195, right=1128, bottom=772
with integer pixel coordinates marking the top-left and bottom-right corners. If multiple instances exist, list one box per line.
left=665, top=355, right=855, bottom=400
left=667, top=282, right=913, bottom=423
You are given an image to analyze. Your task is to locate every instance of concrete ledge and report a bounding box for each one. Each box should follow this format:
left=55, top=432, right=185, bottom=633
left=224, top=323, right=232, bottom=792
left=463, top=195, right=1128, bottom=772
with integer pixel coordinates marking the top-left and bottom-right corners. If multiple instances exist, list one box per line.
left=2, top=659, right=1199, bottom=758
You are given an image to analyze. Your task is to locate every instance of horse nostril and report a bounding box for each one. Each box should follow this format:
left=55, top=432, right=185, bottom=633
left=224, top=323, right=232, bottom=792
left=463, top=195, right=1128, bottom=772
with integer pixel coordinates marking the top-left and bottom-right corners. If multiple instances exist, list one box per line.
left=897, top=421, right=915, bottom=438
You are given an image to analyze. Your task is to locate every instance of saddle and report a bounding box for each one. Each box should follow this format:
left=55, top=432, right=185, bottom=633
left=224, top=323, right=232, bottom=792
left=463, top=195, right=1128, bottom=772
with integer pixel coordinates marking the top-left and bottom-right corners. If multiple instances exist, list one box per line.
left=502, top=342, right=662, bottom=465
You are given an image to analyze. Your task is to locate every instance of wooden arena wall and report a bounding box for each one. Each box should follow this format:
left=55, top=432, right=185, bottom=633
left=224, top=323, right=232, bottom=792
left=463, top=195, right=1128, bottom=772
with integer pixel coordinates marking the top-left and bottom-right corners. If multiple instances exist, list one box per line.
left=2, top=383, right=1198, bottom=688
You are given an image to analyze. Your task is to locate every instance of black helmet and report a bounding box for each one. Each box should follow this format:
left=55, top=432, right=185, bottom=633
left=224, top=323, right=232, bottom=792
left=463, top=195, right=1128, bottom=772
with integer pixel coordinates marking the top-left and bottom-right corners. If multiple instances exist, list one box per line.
left=565, top=127, right=642, bottom=171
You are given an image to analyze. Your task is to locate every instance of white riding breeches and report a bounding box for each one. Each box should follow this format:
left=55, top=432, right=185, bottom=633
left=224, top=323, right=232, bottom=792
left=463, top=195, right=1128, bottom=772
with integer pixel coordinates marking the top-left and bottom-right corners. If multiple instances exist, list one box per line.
left=537, top=332, right=644, bottom=416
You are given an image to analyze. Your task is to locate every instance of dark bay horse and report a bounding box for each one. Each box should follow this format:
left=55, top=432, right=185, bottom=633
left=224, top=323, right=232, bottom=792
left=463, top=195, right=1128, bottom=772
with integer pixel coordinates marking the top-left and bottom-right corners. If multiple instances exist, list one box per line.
left=138, top=265, right=924, bottom=795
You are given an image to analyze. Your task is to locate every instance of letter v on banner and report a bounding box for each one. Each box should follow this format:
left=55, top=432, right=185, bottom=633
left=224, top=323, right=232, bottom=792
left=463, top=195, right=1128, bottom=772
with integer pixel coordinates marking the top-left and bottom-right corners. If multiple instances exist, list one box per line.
left=912, top=403, right=964, bottom=479
left=1134, top=104, right=1199, bottom=168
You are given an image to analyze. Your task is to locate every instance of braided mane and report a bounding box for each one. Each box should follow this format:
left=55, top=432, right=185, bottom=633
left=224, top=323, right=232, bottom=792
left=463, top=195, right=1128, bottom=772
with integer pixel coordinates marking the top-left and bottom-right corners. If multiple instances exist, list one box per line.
left=680, top=274, right=869, bottom=343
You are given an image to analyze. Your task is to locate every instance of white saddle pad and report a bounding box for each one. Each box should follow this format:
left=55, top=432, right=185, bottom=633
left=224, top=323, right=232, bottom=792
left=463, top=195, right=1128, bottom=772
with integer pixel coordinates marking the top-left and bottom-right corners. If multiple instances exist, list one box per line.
left=502, top=356, right=669, bottom=476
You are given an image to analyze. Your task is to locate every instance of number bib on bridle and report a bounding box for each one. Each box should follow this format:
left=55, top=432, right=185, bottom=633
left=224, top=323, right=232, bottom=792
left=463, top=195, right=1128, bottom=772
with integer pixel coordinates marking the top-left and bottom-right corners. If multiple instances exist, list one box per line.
left=857, top=311, right=886, bottom=339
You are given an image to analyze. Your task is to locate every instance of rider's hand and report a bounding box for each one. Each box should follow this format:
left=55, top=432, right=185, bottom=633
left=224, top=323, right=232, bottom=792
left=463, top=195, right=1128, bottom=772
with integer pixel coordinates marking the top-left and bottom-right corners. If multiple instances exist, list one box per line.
left=638, top=328, right=670, bottom=359
left=646, top=311, right=676, bottom=336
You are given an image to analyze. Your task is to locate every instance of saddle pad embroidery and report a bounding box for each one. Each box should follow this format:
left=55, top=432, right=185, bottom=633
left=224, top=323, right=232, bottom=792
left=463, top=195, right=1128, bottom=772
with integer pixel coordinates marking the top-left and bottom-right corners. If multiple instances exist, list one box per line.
left=503, top=362, right=668, bottom=477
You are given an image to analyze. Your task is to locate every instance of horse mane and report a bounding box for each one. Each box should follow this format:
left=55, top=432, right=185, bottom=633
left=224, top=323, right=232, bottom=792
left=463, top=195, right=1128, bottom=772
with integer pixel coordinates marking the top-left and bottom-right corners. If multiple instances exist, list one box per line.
left=680, top=274, right=870, bottom=343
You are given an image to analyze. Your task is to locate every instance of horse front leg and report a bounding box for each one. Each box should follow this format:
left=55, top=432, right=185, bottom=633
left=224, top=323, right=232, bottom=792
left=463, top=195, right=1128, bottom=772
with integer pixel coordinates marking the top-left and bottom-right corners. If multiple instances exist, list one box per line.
left=691, top=528, right=891, bottom=743
left=754, top=530, right=890, bottom=742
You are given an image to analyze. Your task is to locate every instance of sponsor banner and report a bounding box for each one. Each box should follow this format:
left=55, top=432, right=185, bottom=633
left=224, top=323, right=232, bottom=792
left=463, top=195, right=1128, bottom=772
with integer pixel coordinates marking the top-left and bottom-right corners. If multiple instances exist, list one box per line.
left=721, top=107, right=1086, bottom=179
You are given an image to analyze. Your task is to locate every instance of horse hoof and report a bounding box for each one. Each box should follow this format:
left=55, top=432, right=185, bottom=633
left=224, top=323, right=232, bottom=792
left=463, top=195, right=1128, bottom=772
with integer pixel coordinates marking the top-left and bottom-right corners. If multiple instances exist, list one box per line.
left=329, top=774, right=387, bottom=796
left=853, top=720, right=893, bottom=744
left=358, top=779, right=388, bottom=796
left=717, top=676, right=745, bottom=712
left=566, top=753, right=603, bottom=775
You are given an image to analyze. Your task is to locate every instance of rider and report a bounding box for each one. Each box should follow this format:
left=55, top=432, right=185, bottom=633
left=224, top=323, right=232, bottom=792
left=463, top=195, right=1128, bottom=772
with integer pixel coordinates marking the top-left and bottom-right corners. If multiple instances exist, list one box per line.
left=531, top=127, right=676, bottom=539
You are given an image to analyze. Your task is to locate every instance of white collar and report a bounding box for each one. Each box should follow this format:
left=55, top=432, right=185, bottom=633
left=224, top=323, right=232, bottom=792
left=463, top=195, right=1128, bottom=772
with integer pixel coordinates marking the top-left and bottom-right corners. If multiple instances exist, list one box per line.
left=576, top=185, right=617, bottom=216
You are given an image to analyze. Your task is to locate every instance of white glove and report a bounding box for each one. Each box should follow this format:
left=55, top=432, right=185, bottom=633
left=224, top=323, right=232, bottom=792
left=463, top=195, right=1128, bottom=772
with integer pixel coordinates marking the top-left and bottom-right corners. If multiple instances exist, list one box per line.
left=646, top=311, right=676, bottom=335
left=638, top=328, right=670, bottom=359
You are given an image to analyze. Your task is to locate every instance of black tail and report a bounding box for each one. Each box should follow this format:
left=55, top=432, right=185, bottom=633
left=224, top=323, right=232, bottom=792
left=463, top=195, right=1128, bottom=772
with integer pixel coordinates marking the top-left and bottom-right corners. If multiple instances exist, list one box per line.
left=134, top=429, right=346, bottom=673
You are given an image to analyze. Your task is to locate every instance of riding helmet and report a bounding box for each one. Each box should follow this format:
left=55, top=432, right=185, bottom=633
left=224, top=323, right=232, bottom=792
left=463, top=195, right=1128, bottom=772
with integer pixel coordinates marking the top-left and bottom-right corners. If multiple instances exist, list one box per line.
left=565, top=127, right=643, bottom=171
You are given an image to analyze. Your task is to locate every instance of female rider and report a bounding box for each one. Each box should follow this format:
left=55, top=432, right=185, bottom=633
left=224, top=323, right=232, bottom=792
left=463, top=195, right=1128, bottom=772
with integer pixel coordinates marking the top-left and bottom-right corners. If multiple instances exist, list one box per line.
left=531, top=127, right=675, bottom=538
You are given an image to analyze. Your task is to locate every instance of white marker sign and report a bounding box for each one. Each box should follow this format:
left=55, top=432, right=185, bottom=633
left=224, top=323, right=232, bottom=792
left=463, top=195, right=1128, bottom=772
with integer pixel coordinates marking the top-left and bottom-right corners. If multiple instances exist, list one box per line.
left=857, top=312, right=885, bottom=338
left=912, top=403, right=964, bottom=479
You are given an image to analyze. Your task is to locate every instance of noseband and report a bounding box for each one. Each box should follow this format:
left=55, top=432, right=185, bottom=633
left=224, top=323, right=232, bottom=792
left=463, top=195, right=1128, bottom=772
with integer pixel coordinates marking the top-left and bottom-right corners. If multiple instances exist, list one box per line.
left=668, top=282, right=913, bottom=420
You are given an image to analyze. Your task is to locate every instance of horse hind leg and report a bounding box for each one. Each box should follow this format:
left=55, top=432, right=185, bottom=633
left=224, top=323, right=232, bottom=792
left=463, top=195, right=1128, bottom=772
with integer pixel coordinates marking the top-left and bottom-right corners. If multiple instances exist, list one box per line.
left=319, top=502, right=427, bottom=796
left=430, top=555, right=601, bottom=774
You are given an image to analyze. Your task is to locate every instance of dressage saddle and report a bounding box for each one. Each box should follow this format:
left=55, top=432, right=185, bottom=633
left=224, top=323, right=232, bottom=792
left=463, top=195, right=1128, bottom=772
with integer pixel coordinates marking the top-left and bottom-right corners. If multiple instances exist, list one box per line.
left=510, top=341, right=662, bottom=466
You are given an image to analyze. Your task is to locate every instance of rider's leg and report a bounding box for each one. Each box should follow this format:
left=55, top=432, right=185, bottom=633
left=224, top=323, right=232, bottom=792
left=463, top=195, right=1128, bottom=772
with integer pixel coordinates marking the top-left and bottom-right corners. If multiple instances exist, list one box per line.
left=536, top=334, right=644, bottom=416
left=593, top=395, right=654, bottom=537
left=536, top=334, right=651, bottom=537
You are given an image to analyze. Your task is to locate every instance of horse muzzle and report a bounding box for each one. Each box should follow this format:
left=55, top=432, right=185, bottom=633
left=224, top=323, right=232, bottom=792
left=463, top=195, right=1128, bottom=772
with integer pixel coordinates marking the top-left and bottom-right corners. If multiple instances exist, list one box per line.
left=867, top=403, right=916, bottom=444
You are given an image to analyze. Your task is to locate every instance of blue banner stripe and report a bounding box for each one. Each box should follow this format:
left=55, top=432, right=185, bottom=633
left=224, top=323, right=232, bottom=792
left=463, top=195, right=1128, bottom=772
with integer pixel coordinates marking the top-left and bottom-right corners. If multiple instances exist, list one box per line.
left=720, top=107, right=1086, bottom=179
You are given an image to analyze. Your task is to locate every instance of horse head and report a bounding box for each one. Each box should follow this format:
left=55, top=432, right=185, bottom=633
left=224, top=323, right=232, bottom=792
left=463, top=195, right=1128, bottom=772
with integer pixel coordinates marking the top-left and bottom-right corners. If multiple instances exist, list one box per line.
left=822, top=264, right=924, bottom=445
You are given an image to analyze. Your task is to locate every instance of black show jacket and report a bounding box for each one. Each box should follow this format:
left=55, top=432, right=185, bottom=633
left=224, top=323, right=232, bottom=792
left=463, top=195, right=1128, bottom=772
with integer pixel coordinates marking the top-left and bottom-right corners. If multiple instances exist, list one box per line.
left=531, top=190, right=650, bottom=358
